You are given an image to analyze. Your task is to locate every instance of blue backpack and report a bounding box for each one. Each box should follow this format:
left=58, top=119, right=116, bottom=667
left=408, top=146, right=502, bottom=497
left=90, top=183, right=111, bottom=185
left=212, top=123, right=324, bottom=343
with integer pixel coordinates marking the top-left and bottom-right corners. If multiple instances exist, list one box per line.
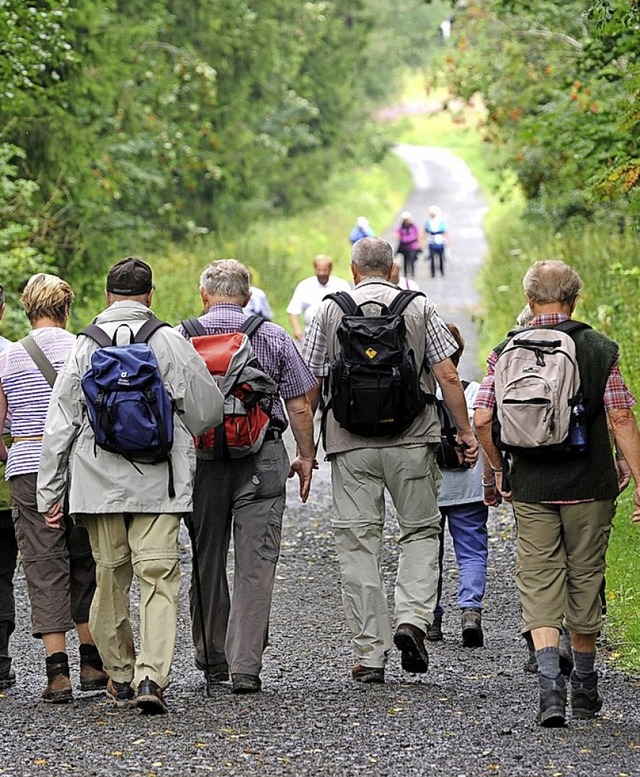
left=80, top=319, right=176, bottom=496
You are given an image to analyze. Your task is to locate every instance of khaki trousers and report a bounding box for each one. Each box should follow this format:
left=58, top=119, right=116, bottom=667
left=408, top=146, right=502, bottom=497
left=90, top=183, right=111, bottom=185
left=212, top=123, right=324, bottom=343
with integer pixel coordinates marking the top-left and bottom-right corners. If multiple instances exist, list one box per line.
left=79, top=512, right=180, bottom=690
left=330, top=445, right=442, bottom=668
left=514, top=499, right=615, bottom=634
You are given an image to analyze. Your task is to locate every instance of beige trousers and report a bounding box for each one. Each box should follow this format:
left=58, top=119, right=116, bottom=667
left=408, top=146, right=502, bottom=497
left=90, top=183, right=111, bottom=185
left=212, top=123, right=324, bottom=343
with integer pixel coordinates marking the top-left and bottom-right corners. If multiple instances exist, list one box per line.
left=330, top=444, right=442, bottom=668
left=514, top=499, right=615, bottom=634
left=79, top=512, right=180, bottom=689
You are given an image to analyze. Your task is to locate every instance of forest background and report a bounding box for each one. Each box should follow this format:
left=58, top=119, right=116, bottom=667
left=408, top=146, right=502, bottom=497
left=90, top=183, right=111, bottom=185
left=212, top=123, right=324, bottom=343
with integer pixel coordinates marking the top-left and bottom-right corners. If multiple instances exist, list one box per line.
left=1, top=0, right=639, bottom=662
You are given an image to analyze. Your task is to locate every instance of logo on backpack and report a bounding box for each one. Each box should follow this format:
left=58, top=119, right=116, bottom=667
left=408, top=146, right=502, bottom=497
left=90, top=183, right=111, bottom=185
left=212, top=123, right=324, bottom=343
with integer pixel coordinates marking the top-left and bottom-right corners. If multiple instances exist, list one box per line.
left=492, top=320, right=591, bottom=458
left=181, top=315, right=278, bottom=459
left=80, top=319, right=176, bottom=495
left=325, top=290, right=434, bottom=437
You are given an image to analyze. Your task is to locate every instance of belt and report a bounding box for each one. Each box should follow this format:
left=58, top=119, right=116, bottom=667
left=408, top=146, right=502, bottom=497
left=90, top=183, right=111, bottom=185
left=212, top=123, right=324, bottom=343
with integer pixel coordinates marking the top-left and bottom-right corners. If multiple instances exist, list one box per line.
left=13, top=435, right=44, bottom=442
left=264, top=429, right=283, bottom=441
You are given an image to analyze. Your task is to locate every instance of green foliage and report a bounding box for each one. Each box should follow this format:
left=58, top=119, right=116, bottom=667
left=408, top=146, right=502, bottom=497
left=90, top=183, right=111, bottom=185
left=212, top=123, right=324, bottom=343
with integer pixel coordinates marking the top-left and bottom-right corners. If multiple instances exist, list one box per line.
left=72, top=151, right=413, bottom=328
left=440, top=0, right=640, bottom=222
left=0, top=144, right=58, bottom=339
left=0, top=0, right=439, bottom=303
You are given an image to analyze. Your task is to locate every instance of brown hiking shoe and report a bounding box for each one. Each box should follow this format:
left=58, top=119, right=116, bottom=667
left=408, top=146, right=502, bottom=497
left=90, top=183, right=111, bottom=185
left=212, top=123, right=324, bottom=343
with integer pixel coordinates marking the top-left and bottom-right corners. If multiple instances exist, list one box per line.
left=79, top=644, right=109, bottom=691
left=106, top=677, right=135, bottom=708
left=42, top=653, right=73, bottom=704
left=135, top=676, right=168, bottom=715
left=80, top=662, right=109, bottom=691
left=351, top=664, right=385, bottom=684
left=394, top=623, right=429, bottom=674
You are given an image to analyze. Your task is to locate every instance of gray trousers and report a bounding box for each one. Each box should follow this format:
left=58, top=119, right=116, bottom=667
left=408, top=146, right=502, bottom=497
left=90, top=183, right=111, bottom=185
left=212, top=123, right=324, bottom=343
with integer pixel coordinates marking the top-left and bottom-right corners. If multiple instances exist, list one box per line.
left=189, top=439, right=289, bottom=677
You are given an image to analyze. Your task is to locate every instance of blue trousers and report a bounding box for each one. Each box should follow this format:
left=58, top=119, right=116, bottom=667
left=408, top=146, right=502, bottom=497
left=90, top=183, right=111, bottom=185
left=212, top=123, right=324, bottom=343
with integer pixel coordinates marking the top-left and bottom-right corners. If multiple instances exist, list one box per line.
left=434, top=501, right=488, bottom=615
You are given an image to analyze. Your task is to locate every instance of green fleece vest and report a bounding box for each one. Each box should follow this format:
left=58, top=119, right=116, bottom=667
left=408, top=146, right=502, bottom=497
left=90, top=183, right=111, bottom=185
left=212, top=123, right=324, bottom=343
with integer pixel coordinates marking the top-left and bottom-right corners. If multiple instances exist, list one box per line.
left=494, top=324, right=620, bottom=502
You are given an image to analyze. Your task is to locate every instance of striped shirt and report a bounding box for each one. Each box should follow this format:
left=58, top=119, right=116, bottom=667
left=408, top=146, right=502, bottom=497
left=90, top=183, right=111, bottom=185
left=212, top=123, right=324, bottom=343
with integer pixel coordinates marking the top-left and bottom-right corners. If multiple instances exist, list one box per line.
left=0, top=327, right=75, bottom=478
left=176, top=304, right=317, bottom=429
left=474, top=314, right=635, bottom=412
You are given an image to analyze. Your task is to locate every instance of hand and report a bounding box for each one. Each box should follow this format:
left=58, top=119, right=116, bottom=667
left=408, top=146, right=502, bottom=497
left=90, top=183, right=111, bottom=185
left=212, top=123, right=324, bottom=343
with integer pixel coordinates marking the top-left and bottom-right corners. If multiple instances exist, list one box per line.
left=0, top=440, right=7, bottom=463
left=616, top=457, right=631, bottom=492
left=482, top=481, right=502, bottom=507
left=632, top=485, right=640, bottom=523
left=494, top=471, right=513, bottom=503
left=43, top=501, right=64, bottom=529
left=288, top=456, right=314, bottom=503
left=456, top=431, right=479, bottom=467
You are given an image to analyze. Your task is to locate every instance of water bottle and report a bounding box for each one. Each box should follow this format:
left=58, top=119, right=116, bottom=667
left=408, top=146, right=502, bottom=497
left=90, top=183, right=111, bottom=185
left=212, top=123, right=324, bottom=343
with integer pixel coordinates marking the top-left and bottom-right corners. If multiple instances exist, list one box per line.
left=568, top=396, right=588, bottom=455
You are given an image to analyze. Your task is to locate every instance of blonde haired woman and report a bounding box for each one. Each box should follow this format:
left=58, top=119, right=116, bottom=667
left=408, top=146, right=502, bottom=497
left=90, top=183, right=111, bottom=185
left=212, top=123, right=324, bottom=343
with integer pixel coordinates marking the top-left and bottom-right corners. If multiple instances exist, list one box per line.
left=0, top=274, right=107, bottom=703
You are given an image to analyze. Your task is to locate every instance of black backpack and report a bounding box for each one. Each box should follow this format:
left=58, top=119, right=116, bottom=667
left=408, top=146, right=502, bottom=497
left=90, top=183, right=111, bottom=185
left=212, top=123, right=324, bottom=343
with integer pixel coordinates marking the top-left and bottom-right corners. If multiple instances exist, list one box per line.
left=325, top=289, right=434, bottom=437
left=435, top=380, right=469, bottom=470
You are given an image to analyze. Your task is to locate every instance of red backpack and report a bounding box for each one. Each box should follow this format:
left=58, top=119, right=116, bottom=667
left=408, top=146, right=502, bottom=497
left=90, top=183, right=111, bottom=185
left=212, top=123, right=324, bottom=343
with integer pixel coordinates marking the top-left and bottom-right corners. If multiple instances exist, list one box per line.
left=181, top=316, right=278, bottom=459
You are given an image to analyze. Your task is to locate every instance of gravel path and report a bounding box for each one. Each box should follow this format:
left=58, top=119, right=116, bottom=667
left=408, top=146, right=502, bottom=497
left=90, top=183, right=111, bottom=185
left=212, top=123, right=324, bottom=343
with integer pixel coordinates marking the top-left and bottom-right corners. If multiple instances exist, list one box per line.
left=1, top=148, right=639, bottom=776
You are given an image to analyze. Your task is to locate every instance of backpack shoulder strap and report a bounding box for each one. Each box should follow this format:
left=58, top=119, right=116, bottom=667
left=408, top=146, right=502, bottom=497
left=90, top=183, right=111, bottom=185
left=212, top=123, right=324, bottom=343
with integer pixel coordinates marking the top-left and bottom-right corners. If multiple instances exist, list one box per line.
left=240, top=314, right=267, bottom=339
left=180, top=317, right=206, bottom=339
left=80, top=324, right=113, bottom=348
left=324, top=291, right=358, bottom=316
left=134, top=318, right=170, bottom=344
left=388, top=290, right=425, bottom=316
left=553, top=319, right=591, bottom=336
left=20, top=334, right=58, bottom=388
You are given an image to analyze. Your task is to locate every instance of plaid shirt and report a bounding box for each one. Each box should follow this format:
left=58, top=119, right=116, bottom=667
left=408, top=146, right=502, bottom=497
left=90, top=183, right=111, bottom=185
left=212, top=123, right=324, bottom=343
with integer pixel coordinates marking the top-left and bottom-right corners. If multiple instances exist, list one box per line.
left=474, top=313, right=636, bottom=412
left=176, top=304, right=317, bottom=428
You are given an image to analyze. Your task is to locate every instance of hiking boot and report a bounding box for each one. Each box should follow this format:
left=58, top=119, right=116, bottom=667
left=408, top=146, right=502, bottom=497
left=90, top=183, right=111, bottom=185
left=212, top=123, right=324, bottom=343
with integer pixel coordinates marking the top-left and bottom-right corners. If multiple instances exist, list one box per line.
left=135, top=676, right=168, bottom=715
left=42, top=652, right=73, bottom=704
left=570, top=671, right=602, bottom=719
left=426, top=614, right=443, bottom=642
left=394, top=623, right=429, bottom=674
left=461, top=608, right=484, bottom=648
left=0, top=668, right=16, bottom=690
left=351, top=664, right=385, bottom=684
left=106, top=678, right=135, bottom=708
left=79, top=644, right=109, bottom=691
left=231, top=674, right=262, bottom=694
left=204, top=663, right=229, bottom=696
left=537, top=675, right=567, bottom=728
left=559, top=628, right=574, bottom=677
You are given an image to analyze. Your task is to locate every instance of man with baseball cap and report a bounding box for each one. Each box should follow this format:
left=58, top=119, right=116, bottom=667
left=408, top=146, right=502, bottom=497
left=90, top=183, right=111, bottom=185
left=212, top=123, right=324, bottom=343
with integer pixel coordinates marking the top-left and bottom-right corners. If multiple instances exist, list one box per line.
left=38, top=257, right=223, bottom=714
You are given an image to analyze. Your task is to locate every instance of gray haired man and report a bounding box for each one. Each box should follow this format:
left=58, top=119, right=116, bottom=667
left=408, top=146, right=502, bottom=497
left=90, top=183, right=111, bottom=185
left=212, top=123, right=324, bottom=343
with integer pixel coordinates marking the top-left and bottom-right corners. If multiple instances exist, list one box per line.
left=303, top=237, right=478, bottom=683
left=177, top=259, right=317, bottom=695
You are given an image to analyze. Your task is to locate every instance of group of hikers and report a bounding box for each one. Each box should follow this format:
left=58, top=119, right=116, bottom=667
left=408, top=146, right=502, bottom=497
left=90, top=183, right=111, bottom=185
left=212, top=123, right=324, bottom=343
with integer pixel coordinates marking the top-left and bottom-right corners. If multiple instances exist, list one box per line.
left=349, top=208, right=450, bottom=282
left=0, top=236, right=639, bottom=729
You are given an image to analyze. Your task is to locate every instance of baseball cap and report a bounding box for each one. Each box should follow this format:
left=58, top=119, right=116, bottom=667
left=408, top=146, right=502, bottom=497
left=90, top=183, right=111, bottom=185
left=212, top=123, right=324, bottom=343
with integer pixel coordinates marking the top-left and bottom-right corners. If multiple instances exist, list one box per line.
left=106, top=257, right=153, bottom=296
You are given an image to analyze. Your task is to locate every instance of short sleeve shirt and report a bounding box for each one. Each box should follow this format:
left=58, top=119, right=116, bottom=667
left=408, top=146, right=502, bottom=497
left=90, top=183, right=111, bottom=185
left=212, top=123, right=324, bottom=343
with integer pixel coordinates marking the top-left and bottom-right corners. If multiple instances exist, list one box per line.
left=286, top=275, right=351, bottom=329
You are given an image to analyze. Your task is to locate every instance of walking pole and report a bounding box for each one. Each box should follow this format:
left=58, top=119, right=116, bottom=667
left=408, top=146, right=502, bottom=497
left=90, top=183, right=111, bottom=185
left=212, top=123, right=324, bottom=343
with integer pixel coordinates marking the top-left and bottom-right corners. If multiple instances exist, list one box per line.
left=185, top=514, right=213, bottom=696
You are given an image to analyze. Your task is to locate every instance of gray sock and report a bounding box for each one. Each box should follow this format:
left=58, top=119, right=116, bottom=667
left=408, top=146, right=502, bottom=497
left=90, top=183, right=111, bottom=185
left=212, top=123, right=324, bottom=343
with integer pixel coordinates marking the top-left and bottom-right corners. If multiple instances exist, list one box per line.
left=572, top=650, right=596, bottom=680
left=536, top=646, right=561, bottom=681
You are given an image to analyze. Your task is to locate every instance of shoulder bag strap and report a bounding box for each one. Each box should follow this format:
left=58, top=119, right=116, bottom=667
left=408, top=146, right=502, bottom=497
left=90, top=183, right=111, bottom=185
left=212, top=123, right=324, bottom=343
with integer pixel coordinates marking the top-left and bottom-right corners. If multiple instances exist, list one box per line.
left=181, top=318, right=206, bottom=339
left=240, top=314, right=267, bottom=339
left=79, top=324, right=113, bottom=348
left=324, top=291, right=358, bottom=316
left=134, top=318, right=170, bottom=344
left=20, top=334, right=58, bottom=388
left=553, top=319, right=591, bottom=336
left=388, top=289, right=425, bottom=316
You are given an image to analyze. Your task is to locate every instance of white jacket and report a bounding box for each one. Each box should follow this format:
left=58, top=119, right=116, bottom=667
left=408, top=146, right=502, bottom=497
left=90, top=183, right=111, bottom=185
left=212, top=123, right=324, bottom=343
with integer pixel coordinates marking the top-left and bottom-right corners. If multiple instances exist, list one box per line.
left=37, top=301, right=223, bottom=516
